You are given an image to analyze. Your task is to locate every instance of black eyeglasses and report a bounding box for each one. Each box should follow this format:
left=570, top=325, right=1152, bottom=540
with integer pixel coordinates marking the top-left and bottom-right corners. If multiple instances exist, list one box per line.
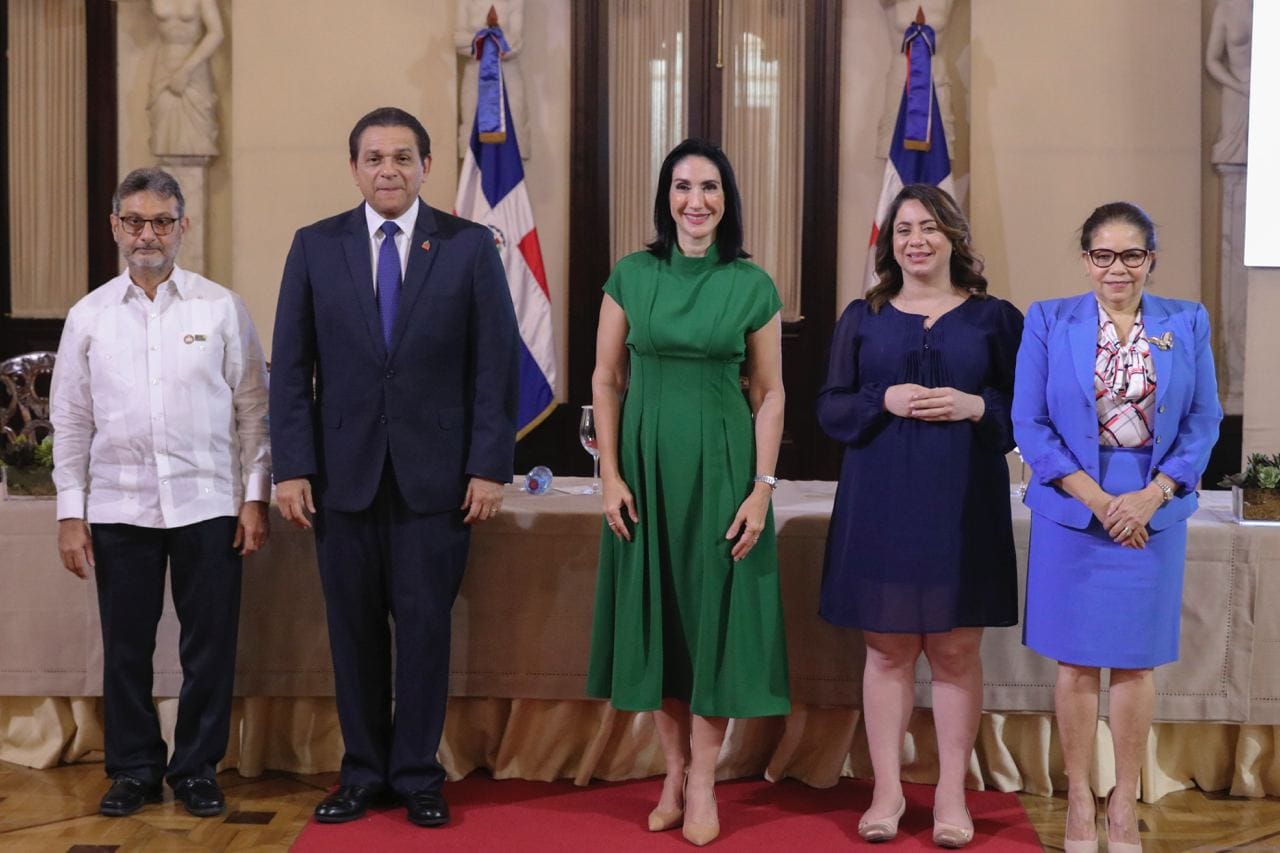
left=1085, top=248, right=1150, bottom=269
left=117, top=215, right=179, bottom=236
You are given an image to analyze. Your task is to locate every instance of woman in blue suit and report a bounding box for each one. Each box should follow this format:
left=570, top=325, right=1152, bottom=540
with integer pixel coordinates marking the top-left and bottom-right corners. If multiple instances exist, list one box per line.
left=1012, top=202, right=1222, bottom=853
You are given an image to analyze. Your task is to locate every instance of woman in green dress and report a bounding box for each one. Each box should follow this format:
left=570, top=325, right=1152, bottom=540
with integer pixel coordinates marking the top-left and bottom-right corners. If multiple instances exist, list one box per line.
left=586, top=138, right=789, bottom=847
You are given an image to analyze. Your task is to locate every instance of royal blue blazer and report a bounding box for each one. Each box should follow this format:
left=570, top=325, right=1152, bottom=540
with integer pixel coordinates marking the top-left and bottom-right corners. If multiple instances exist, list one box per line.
left=1012, top=291, right=1222, bottom=530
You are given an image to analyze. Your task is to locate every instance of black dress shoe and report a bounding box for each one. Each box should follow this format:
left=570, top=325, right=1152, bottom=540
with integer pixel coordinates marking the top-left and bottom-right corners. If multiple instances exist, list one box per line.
left=171, top=777, right=226, bottom=817
left=405, top=789, right=450, bottom=827
left=99, top=775, right=162, bottom=817
left=315, top=784, right=383, bottom=823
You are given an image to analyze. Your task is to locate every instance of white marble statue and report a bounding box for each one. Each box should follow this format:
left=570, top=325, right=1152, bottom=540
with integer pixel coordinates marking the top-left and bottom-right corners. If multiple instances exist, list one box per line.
left=147, top=0, right=223, bottom=158
left=456, top=0, right=531, bottom=160
left=877, top=0, right=956, bottom=158
left=1206, top=0, right=1251, bottom=165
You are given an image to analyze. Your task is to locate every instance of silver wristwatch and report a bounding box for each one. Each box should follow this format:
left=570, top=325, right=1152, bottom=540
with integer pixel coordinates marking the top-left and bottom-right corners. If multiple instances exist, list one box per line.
left=754, top=474, right=779, bottom=490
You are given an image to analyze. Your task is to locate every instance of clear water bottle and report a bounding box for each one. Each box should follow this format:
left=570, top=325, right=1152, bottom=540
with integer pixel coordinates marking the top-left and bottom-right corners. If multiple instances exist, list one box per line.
left=524, top=465, right=553, bottom=495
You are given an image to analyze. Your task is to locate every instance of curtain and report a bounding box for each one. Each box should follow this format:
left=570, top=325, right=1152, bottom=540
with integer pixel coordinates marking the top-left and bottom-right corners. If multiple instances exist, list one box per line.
left=720, top=0, right=804, bottom=320
left=7, top=0, right=89, bottom=318
left=608, top=0, right=689, bottom=262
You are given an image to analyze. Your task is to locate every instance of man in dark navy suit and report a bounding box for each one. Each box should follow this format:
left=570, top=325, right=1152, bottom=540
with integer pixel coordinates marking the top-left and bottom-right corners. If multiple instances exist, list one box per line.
left=269, top=106, right=518, bottom=827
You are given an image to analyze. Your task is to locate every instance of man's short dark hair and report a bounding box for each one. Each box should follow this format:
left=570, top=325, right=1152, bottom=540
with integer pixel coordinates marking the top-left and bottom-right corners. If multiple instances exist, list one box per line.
left=348, top=107, right=432, bottom=162
left=113, top=167, right=185, bottom=218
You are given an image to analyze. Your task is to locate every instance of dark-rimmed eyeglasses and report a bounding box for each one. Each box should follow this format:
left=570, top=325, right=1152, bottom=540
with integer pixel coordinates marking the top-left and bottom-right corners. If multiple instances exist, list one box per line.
left=1085, top=248, right=1150, bottom=269
left=116, top=215, right=179, bottom=237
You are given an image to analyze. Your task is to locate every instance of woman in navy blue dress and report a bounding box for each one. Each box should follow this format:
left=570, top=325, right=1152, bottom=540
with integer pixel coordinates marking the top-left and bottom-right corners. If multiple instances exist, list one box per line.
left=1013, top=203, right=1221, bottom=853
left=818, top=185, right=1021, bottom=847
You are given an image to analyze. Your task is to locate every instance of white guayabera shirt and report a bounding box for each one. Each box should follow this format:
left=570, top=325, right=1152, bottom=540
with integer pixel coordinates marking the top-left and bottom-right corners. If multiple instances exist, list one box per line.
left=50, top=266, right=271, bottom=527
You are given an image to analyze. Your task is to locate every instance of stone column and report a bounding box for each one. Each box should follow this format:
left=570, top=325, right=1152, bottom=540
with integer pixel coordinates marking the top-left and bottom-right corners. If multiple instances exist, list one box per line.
left=157, top=156, right=211, bottom=275
left=1216, top=163, right=1247, bottom=415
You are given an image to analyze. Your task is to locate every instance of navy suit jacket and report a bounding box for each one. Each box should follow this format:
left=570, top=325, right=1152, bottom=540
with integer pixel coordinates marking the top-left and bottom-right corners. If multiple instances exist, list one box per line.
left=269, top=200, right=519, bottom=514
left=1011, top=291, right=1222, bottom=530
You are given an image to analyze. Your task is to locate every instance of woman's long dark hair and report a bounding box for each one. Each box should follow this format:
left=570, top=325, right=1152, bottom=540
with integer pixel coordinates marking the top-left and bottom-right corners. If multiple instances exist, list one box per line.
left=646, top=138, right=749, bottom=263
left=866, top=184, right=988, bottom=312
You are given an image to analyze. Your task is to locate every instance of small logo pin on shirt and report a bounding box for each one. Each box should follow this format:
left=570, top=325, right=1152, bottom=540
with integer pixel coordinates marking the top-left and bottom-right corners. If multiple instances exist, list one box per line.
left=182, top=334, right=207, bottom=344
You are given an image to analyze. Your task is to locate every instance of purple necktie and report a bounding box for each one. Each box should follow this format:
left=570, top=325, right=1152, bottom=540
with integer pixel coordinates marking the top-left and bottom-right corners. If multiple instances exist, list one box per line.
left=376, top=220, right=402, bottom=349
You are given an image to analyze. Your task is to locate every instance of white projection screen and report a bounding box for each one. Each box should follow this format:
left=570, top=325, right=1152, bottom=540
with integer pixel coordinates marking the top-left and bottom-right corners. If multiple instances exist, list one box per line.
left=1244, top=2, right=1280, bottom=266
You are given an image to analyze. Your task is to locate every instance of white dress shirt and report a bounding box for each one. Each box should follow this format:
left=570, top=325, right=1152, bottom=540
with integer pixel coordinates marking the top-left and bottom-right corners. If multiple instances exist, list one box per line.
left=50, top=267, right=271, bottom=527
left=364, top=201, right=419, bottom=291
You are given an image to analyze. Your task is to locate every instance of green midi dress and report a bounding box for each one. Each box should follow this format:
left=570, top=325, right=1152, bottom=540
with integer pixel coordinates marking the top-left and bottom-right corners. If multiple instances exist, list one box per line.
left=585, top=246, right=791, bottom=719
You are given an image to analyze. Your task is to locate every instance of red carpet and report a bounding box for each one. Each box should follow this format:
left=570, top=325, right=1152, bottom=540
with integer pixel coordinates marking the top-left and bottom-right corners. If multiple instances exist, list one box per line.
left=291, top=775, right=1043, bottom=851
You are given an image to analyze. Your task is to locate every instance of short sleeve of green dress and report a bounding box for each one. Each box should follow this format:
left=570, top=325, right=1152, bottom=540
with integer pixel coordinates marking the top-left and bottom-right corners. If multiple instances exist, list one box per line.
left=586, top=247, right=790, bottom=718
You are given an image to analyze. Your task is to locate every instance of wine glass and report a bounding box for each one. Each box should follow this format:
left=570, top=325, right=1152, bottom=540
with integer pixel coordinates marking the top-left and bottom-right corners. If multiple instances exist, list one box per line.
left=579, top=405, right=600, bottom=494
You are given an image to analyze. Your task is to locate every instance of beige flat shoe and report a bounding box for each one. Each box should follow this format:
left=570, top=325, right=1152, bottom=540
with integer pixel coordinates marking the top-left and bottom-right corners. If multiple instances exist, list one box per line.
left=932, top=807, right=974, bottom=849
left=857, top=797, right=906, bottom=843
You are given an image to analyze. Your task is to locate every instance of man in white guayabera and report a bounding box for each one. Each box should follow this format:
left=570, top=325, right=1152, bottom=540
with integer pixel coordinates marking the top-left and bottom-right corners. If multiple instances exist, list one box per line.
left=49, top=167, right=270, bottom=819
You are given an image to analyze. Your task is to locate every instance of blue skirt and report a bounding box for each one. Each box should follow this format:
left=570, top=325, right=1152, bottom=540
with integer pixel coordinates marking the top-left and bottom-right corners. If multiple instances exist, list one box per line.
left=1023, top=446, right=1187, bottom=669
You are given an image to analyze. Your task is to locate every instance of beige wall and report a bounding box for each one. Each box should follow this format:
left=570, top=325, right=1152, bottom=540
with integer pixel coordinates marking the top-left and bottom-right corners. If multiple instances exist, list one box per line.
left=228, top=0, right=461, bottom=355
left=1244, top=270, right=1280, bottom=455
left=967, top=0, right=1202, bottom=310
left=839, top=1, right=1203, bottom=310
left=837, top=1, right=970, bottom=310
left=105, top=0, right=1274, bottom=451
left=115, top=0, right=570, bottom=397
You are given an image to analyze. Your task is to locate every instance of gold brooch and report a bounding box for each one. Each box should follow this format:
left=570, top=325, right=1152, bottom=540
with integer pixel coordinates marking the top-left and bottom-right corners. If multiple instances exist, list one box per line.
left=1145, top=331, right=1174, bottom=350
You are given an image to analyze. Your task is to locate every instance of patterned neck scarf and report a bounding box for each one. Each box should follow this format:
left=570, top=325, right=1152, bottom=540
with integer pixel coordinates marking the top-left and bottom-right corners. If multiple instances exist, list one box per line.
left=1094, top=302, right=1156, bottom=447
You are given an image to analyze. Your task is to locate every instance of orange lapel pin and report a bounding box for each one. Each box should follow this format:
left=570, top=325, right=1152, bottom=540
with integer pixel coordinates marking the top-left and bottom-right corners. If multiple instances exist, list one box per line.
left=421, top=240, right=431, bottom=252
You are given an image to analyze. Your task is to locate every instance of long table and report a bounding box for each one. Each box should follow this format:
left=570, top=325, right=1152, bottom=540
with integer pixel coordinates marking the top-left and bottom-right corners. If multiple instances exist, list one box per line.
left=2, top=481, right=1278, bottom=800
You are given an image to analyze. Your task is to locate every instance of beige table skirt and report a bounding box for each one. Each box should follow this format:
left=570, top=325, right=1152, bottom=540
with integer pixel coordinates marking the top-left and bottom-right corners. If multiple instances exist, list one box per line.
left=2, top=482, right=1278, bottom=802
left=2, top=696, right=1278, bottom=804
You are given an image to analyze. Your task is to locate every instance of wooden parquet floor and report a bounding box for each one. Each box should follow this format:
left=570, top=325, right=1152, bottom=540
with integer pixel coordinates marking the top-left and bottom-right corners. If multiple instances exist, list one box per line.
left=1, top=759, right=1277, bottom=851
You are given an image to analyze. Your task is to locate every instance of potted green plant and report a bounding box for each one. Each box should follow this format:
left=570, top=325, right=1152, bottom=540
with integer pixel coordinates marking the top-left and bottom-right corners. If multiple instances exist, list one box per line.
left=0, top=435, right=55, bottom=498
left=1221, top=452, right=1280, bottom=522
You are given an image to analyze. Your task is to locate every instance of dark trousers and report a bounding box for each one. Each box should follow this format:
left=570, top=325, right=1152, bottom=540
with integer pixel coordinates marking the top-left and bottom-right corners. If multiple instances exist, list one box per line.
left=315, top=463, right=470, bottom=795
left=91, top=516, right=242, bottom=786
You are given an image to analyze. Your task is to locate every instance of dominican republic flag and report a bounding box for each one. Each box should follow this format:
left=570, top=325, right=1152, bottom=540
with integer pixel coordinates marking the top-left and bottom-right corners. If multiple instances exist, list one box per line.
left=864, top=16, right=956, bottom=291
left=455, top=28, right=557, bottom=438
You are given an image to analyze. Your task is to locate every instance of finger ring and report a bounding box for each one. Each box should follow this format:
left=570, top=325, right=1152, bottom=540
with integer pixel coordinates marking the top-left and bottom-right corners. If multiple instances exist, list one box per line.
left=1122, top=526, right=1132, bottom=535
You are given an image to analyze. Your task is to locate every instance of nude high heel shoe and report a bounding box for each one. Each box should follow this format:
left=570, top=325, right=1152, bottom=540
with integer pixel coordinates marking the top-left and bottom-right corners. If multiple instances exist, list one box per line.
left=648, top=803, right=685, bottom=832
left=1062, top=794, right=1099, bottom=853
left=857, top=797, right=906, bottom=842
left=1104, top=790, right=1143, bottom=853
left=681, top=778, right=719, bottom=847
left=648, top=772, right=685, bottom=832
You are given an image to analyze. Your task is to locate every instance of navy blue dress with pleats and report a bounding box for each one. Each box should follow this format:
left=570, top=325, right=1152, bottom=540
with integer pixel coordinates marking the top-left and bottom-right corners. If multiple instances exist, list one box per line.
left=816, top=297, right=1023, bottom=633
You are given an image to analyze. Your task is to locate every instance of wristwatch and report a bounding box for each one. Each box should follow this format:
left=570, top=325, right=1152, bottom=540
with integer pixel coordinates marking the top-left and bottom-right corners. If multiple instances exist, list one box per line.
left=1153, top=476, right=1174, bottom=503
left=754, top=474, right=779, bottom=490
